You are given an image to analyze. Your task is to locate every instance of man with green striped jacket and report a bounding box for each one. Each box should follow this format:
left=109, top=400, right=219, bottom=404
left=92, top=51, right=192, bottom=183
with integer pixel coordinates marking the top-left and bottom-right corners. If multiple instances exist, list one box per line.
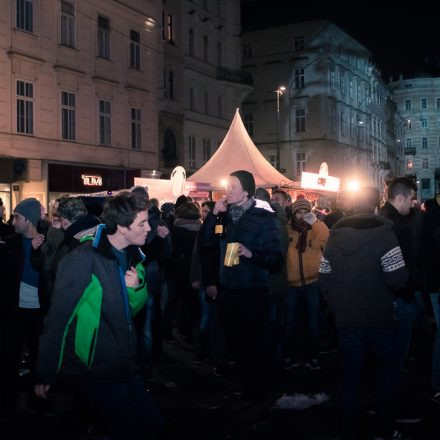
left=34, top=191, right=163, bottom=439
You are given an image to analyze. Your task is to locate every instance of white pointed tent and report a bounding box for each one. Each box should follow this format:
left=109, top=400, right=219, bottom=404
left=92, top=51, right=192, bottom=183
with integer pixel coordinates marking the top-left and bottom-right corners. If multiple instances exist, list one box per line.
left=187, top=109, right=295, bottom=190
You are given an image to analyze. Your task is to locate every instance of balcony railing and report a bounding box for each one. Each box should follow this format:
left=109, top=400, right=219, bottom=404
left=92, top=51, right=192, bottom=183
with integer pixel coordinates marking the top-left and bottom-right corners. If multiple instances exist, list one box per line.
left=216, top=66, right=253, bottom=86
left=404, top=147, right=416, bottom=156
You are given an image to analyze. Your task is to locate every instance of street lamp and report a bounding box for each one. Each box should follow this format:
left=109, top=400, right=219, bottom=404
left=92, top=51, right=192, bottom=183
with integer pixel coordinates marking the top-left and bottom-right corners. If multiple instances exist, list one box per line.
left=275, top=85, right=286, bottom=170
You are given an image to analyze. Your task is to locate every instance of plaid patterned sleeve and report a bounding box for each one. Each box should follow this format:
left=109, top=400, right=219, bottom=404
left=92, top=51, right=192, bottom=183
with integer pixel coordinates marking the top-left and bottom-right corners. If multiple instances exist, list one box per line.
left=381, top=246, right=406, bottom=272
left=319, top=256, right=332, bottom=274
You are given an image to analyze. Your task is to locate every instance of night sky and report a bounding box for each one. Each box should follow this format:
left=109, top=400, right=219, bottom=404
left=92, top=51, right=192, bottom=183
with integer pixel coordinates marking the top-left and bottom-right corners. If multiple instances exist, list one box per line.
left=241, top=1, right=440, bottom=81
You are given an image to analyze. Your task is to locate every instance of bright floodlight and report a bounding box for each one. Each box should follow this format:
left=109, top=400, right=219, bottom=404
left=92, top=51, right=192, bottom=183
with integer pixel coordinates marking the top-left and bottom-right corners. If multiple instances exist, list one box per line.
left=347, top=180, right=360, bottom=192
left=220, top=179, right=228, bottom=187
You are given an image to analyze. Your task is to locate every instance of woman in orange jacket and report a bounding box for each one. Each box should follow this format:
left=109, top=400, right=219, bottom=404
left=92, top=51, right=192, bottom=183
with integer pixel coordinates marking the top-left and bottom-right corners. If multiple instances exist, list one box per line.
left=284, top=198, right=329, bottom=370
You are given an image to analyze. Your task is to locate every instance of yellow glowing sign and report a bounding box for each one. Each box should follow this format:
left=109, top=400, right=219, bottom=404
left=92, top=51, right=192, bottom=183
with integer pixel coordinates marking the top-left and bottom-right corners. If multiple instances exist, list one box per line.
left=82, top=174, right=102, bottom=186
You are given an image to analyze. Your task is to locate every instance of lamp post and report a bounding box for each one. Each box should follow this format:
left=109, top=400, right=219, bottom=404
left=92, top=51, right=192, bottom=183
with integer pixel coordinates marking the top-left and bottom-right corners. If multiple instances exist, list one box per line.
left=275, top=85, right=286, bottom=170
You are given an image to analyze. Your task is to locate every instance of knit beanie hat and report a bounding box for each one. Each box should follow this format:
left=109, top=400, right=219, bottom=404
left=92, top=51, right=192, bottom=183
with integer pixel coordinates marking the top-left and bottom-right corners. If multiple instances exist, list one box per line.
left=14, top=198, right=42, bottom=227
left=230, top=170, right=256, bottom=198
left=291, top=198, right=312, bottom=215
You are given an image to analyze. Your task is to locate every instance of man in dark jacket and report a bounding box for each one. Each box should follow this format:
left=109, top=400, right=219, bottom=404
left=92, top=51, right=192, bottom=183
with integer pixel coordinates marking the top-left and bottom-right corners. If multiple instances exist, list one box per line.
left=34, top=191, right=163, bottom=439
left=379, top=177, right=418, bottom=374
left=199, top=170, right=283, bottom=405
left=319, top=187, right=409, bottom=440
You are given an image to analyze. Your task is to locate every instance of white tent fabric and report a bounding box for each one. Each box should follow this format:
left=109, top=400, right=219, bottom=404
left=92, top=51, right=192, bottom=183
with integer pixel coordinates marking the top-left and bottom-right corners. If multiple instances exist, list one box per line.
left=187, top=109, right=295, bottom=189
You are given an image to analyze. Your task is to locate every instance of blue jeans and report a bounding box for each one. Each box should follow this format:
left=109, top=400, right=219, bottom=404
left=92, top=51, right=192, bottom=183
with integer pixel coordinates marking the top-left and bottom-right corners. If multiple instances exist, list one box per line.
left=337, top=327, right=400, bottom=440
left=77, top=375, right=163, bottom=440
left=430, top=293, right=440, bottom=390
left=392, top=297, right=417, bottom=371
left=285, top=282, right=321, bottom=359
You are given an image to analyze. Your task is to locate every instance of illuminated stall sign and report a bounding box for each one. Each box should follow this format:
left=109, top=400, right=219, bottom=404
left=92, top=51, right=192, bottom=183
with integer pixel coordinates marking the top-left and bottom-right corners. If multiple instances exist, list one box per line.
left=301, top=162, right=340, bottom=193
left=82, top=174, right=103, bottom=186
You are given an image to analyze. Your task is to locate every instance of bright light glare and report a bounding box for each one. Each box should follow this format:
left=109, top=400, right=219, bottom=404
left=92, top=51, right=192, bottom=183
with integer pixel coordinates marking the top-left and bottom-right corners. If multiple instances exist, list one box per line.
left=347, top=180, right=360, bottom=192
left=220, top=179, right=228, bottom=187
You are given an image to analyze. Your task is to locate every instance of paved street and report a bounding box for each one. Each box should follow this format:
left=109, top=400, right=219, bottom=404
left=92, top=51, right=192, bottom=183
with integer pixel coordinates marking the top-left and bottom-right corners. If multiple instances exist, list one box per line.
left=1, top=332, right=439, bottom=440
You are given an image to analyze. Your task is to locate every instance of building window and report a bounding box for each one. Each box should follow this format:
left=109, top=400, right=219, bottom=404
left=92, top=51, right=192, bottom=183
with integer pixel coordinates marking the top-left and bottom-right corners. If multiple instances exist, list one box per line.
left=349, top=78, right=353, bottom=99
left=422, top=157, right=429, bottom=169
left=357, top=81, right=362, bottom=102
left=293, top=35, right=304, bottom=52
left=422, top=137, right=428, bottom=148
left=202, top=139, right=211, bottom=162
left=188, top=136, right=196, bottom=168
left=406, top=138, right=412, bottom=148
left=329, top=66, right=335, bottom=91
left=294, top=68, right=304, bottom=89
left=242, top=44, right=252, bottom=59
left=17, top=0, right=33, bottom=32
left=131, top=108, right=141, bottom=149
left=244, top=113, right=253, bottom=136
left=61, top=91, right=75, bottom=140
left=217, top=95, right=222, bottom=118
left=99, top=99, right=111, bottom=145
left=405, top=99, right=411, bottom=111
left=129, top=30, right=140, bottom=70
left=421, top=177, right=430, bottom=189
left=295, top=108, right=306, bottom=132
left=16, top=80, right=33, bottom=134
left=341, top=110, right=346, bottom=136
left=331, top=107, right=336, bottom=133
left=166, top=14, right=173, bottom=42
left=406, top=159, right=413, bottom=171
left=98, top=16, right=110, bottom=59
left=189, top=28, right=194, bottom=56
left=437, top=98, right=440, bottom=109
left=296, top=152, right=305, bottom=176
left=340, top=71, right=345, bottom=95
left=203, top=35, right=209, bottom=62
left=204, top=91, right=209, bottom=114
left=167, top=70, right=174, bottom=100
left=189, top=87, right=195, bottom=111
left=421, top=98, right=427, bottom=109
left=421, top=119, right=428, bottom=128
left=217, top=41, right=222, bottom=66
left=268, top=154, right=277, bottom=168
left=61, top=0, right=74, bottom=47
left=217, top=0, right=223, bottom=17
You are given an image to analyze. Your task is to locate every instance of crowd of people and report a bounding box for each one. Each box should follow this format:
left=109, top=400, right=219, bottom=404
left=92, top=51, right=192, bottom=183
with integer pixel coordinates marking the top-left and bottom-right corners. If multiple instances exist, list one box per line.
left=0, top=171, right=439, bottom=440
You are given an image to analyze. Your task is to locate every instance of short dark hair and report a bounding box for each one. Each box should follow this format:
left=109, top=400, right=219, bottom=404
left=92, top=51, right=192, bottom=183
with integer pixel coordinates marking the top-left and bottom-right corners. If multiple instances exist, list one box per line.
left=387, top=177, right=417, bottom=201
left=255, top=187, right=271, bottom=202
left=272, top=189, right=288, bottom=200
left=175, top=202, right=201, bottom=220
left=57, top=197, right=88, bottom=222
left=102, top=191, right=149, bottom=234
left=201, top=201, right=215, bottom=212
left=352, top=187, right=380, bottom=214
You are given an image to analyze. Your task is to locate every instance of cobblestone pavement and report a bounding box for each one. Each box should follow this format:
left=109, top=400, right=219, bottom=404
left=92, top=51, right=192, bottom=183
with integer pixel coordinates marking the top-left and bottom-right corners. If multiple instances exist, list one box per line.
left=1, top=333, right=439, bottom=440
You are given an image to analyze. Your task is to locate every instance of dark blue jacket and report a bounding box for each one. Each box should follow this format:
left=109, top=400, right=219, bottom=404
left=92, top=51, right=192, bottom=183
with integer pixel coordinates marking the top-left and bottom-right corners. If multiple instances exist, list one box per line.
left=198, top=200, right=283, bottom=289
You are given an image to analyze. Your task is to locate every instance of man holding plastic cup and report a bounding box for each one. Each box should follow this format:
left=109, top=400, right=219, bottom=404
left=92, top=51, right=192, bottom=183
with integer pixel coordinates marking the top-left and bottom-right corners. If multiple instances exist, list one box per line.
left=198, top=170, right=283, bottom=407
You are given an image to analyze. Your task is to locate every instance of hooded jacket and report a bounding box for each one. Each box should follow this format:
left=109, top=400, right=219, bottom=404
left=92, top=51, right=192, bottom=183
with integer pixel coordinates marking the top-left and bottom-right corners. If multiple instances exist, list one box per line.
left=318, top=214, right=409, bottom=327
left=35, top=224, right=147, bottom=385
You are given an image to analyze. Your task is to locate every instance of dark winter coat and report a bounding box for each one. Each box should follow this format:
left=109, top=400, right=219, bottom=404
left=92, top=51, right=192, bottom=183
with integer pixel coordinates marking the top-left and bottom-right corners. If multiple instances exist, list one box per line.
left=198, top=200, right=283, bottom=289
left=35, top=225, right=147, bottom=385
left=319, top=214, right=409, bottom=327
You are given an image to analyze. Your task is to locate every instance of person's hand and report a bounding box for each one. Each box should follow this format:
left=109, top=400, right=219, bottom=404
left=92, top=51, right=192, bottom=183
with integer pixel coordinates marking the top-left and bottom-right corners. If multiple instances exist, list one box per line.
left=238, top=243, right=252, bottom=259
left=213, top=197, right=227, bottom=215
left=303, top=212, right=317, bottom=225
left=32, top=234, right=45, bottom=250
left=157, top=225, right=170, bottom=238
left=206, top=285, right=218, bottom=300
left=125, top=266, right=140, bottom=288
left=34, top=384, right=50, bottom=399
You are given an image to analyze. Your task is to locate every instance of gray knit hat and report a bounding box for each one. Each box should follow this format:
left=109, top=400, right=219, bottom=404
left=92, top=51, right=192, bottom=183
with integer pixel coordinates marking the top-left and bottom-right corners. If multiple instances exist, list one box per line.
left=291, top=198, right=312, bottom=214
left=14, top=198, right=42, bottom=227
